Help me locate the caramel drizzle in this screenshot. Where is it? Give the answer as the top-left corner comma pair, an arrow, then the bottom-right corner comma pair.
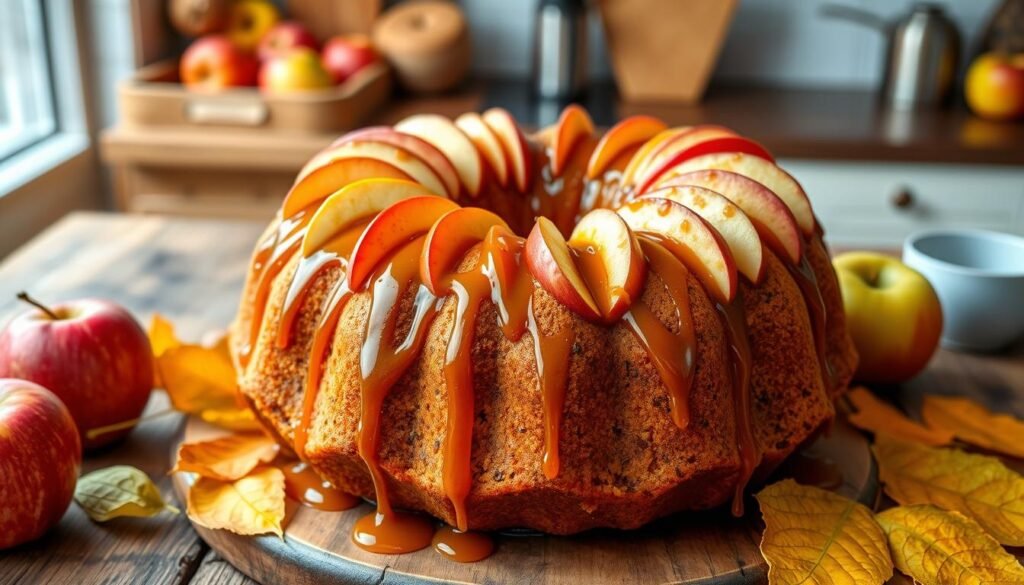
622,237 -> 697,429
278,460 -> 360,511
716,298 -> 758,516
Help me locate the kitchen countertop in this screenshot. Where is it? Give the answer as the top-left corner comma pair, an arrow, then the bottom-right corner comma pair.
102,81 -> 1024,169
0,212 -> 1021,584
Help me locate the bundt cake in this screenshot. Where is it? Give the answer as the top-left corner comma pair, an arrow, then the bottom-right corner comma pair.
230,105 -> 858,549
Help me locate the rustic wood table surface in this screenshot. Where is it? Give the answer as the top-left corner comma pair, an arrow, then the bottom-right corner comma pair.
0,211 -> 1021,585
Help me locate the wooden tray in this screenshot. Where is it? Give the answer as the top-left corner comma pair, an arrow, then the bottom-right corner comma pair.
119,60 -> 392,135
172,416 -> 876,585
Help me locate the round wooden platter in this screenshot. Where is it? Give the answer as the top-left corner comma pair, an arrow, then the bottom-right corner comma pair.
172,417 -> 877,585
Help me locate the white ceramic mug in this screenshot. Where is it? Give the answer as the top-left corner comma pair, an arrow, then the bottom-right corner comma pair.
903,229 -> 1024,352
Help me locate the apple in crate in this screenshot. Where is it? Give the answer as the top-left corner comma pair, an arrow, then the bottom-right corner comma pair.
260,47 -> 335,92
0,378 -> 81,550
321,35 -> 379,84
180,35 -> 258,89
0,293 -> 154,450
226,0 -> 279,51
258,21 -> 319,62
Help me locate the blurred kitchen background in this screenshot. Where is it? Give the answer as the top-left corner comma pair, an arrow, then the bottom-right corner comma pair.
2,0 -> 1023,257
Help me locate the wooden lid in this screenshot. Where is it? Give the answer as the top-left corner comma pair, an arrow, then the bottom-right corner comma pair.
373,0 -> 467,57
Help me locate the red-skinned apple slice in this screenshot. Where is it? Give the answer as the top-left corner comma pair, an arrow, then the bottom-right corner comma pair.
303,178 -> 435,256
642,185 -> 764,282
296,141 -> 447,198
636,136 -> 774,195
347,196 -> 460,291
615,197 -> 738,303
420,207 -> 510,295
619,127 -> 690,186
567,209 -> 646,321
330,127 -> 461,199
283,157 -> 414,218
586,115 -> 667,180
525,216 -> 601,321
455,112 -> 509,188
551,105 -> 595,176
483,108 -> 533,193
395,114 -> 485,198
663,153 -> 815,236
642,125 -> 738,172
656,170 -> 803,264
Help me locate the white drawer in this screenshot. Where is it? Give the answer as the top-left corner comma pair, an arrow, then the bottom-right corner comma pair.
779,160 -> 1024,249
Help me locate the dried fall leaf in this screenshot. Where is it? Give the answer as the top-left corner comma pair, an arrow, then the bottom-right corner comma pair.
148,313 -> 180,358
873,434 -> 1024,546
187,467 -> 285,537
756,479 -> 893,585
158,344 -> 239,414
922,395 -> 1024,459
876,505 -> 1024,585
846,387 -> 953,446
174,433 -> 279,481
75,465 -> 179,522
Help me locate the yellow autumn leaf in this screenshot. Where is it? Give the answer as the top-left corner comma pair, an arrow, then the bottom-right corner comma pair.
187,467 -> 285,537
75,465 -> 179,522
755,479 -> 893,585
846,387 -> 953,446
158,344 -> 239,414
148,313 -> 180,358
922,395 -> 1024,459
199,406 -> 264,432
876,505 -> 1024,585
174,433 -> 279,481
873,434 -> 1024,546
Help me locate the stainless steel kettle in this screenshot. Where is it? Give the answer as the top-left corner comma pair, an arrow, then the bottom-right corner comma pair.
822,3 -> 961,109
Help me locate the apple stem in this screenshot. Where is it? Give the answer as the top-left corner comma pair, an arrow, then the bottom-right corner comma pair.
85,408 -> 176,440
16,291 -> 60,320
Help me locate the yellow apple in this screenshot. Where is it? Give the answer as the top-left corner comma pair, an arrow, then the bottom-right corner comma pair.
259,48 -> 334,93
833,252 -> 943,384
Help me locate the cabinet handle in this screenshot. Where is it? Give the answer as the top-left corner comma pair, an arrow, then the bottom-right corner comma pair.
891,188 -> 914,209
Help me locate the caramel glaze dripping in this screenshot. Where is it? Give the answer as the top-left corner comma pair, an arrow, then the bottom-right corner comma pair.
785,256 -> 835,392
537,139 -> 596,237
432,525 -> 495,563
716,298 -> 758,517
279,460 -> 360,511
622,236 -> 697,430
240,208 -> 312,367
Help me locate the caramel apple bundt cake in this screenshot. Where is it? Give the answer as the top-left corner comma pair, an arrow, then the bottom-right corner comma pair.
230,105 -> 858,546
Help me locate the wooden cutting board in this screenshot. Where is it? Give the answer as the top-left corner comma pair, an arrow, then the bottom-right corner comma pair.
172,415 -> 876,585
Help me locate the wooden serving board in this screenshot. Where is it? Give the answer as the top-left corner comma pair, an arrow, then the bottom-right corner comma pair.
172,415 -> 876,585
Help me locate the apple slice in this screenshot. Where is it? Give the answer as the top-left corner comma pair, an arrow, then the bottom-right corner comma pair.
303,178 -> 435,256
331,127 -> 462,199
551,105 -> 595,176
643,185 -> 764,282
587,115 -> 667,180
636,136 -> 774,196
642,125 -> 738,171
420,207 -> 510,295
395,114 -> 485,198
297,141 -> 447,197
283,157 -> 414,218
615,197 -> 737,303
663,153 -> 815,236
619,126 -> 690,187
483,108 -> 533,193
656,170 -> 803,264
346,196 -> 461,291
455,112 -> 510,188
525,216 -> 601,321
567,209 -> 646,321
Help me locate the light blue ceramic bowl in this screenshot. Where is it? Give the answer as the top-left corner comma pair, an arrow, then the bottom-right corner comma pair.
903,229 -> 1024,352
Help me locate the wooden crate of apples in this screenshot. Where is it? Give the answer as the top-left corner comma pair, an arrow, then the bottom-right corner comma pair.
119,0 -> 391,134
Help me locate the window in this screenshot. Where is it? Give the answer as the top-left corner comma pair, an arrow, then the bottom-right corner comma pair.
0,0 -> 58,162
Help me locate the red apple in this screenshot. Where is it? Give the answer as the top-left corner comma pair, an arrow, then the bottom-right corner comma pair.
0,294 -> 154,450
180,35 -> 258,89
0,378 -> 81,549
321,35 -> 379,84
965,52 -> 1024,121
258,21 -> 319,62
259,47 -> 334,93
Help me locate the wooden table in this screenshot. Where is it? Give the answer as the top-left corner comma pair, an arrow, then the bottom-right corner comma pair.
0,211 -> 1021,585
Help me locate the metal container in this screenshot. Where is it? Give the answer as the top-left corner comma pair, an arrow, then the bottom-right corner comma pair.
532,0 -> 587,100
823,3 -> 961,109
